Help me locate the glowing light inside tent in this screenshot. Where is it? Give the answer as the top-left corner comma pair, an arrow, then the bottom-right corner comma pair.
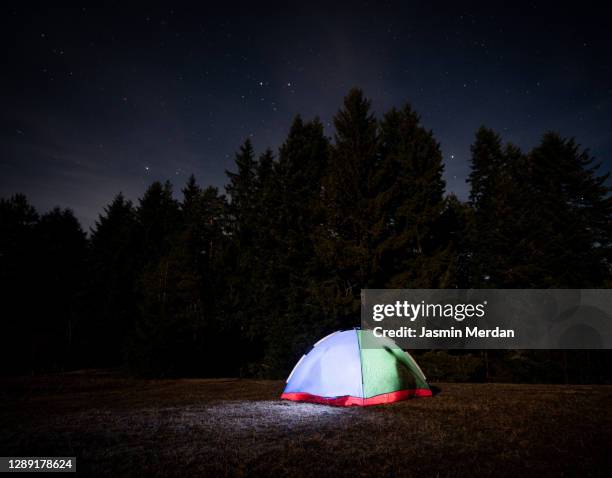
284,330 -> 363,398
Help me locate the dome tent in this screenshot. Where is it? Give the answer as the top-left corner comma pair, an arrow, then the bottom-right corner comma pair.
281,329 -> 432,406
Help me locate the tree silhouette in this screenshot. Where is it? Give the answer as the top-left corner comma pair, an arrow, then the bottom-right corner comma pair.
1,89 -> 611,382
88,193 -> 138,366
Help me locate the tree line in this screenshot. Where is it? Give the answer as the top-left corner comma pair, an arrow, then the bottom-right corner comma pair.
1,88 -> 611,381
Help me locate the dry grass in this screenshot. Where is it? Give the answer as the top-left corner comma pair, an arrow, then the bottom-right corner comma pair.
1,371 -> 611,477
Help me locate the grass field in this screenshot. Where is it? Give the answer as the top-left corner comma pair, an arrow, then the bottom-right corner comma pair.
1,371 -> 611,477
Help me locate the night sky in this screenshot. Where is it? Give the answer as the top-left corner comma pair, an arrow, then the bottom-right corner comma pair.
2,4 -> 611,229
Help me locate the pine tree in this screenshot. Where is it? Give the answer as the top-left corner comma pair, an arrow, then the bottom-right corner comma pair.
276,116 -> 329,254
134,242 -> 204,376
226,139 -> 258,240
181,175 -> 227,273
129,181 -> 182,374
262,116 -> 331,375
525,133 -> 612,286
182,174 -> 202,222
252,148 -> 279,280
88,193 -> 138,366
468,127 -> 505,208
199,185 -> 228,272
488,143 -> 535,286
466,127 -> 518,286
434,194 -> 472,288
317,88 -> 378,328
467,128 -> 612,287
376,103 -> 448,287
34,207 -> 88,371
180,176 -> 230,374
136,180 -> 181,263
180,174 -> 206,273
0,195 -> 39,374
224,139 -> 266,372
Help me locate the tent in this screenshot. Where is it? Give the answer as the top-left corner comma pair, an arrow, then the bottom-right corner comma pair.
281,329 -> 432,406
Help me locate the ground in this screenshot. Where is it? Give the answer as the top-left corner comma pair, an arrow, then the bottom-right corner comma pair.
1,372 -> 611,477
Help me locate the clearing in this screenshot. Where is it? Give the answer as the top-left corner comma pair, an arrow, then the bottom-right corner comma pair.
1,372 -> 611,477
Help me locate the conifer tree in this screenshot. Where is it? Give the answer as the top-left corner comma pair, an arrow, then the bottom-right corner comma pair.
317,88 -> 378,327
376,104 -> 447,287
224,139 -> 266,372
252,148 -> 279,278
136,180 -> 181,263
199,185 -> 228,271
196,185 -> 230,367
437,194 -> 471,288
226,139 -> 258,239
88,193 -> 138,366
466,127 -> 519,286
0,195 -> 39,374
468,127 -> 505,208
133,241 -> 204,376
182,174 -> 202,222
34,207 -> 88,371
263,116 -> 331,375
129,181 -> 182,374
525,133 -> 612,286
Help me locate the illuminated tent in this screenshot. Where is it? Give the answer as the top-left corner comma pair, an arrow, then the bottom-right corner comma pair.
281,329 -> 431,406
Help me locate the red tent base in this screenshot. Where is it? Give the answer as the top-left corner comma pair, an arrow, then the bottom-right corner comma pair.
280,388 -> 432,407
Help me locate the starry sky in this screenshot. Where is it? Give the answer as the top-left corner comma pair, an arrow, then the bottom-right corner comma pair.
2,4 -> 611,229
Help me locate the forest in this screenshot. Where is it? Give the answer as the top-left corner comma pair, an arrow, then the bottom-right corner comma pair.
2,88 -> 611,382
